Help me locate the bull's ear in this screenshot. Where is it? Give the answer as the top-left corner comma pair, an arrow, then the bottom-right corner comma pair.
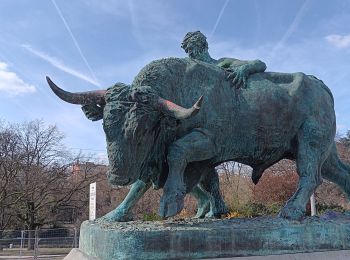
129,86 -> 157,104
81,104 -> 104,121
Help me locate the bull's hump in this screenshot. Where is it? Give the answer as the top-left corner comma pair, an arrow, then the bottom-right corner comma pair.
183,59 -> 229,94
132,57 -> 187,88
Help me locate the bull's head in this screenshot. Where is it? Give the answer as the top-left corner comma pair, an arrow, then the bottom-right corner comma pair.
46,77 -> 203,186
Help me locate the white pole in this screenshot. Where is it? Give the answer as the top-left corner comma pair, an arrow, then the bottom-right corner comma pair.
310,193 -> 316,216
89,182 -> 97,221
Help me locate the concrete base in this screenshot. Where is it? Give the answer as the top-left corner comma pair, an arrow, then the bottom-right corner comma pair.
65,248 -> 350,260
77,212 -> 350,260
64,248 -> 350,260
211,250 -> 350,259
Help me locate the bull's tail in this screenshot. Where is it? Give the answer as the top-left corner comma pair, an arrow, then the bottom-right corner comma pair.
321,142 -> 350,199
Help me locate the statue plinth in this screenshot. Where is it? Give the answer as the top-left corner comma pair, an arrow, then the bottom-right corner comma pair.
67,212 -> 350,260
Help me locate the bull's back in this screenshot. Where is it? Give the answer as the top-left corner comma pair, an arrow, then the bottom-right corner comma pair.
131,58 -> 335,164
229,72 -> 334,164
203,71 -> 334,164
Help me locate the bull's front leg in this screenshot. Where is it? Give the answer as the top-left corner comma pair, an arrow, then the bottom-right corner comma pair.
159,129 -> 216,218
101,180 -> 151,222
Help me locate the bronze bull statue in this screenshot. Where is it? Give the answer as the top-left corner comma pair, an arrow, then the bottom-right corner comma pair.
47,54 -> 350,221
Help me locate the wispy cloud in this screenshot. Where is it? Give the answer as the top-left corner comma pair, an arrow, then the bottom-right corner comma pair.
81,0 -> 181,46
325,34 -> 350,48
0,62 -> 36,95
51,0 -> 100,85
209,0 -> 230,39
22,44 -> 101,87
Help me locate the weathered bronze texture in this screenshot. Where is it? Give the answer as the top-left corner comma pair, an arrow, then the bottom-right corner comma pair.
47,31 -> 348,222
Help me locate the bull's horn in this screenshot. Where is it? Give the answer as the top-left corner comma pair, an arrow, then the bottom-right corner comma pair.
46,76 -> 106,105
158,96 -> 203,119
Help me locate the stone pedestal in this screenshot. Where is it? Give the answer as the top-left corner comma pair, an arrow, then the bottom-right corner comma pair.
74,212 -> 350,260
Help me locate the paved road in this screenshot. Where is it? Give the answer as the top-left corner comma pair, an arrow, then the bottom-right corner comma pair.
207,250 -> 350,260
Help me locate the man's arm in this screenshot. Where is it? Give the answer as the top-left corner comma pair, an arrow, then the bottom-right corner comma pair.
243,59 -> 267,74
218,58 -> 267,88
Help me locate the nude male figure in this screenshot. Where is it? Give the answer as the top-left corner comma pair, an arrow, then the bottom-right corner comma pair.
181,31 -> 267,88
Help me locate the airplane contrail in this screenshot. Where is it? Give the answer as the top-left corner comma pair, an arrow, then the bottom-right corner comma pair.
51,0 -> 101,87
269,0 -> 311,58
210,0 -> 230,39
23,44 -> 100,87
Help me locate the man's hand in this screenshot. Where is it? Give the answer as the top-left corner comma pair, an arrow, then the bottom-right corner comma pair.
81,104 -> 104,121
226,65 -> 249,89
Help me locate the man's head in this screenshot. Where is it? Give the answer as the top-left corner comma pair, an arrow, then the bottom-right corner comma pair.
181,31 -> 208,59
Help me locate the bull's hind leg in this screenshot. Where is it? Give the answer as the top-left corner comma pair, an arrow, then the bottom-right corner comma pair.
199,167 -> 229,217
159,129 -> 216,218
189,165 -> 228,218
321,143 -> 350,199
279,121 -> 332,220
191,186 -> 211,218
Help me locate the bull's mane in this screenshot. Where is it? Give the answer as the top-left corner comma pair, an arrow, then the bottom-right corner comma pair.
104,82 -> 177,186
104,83 -> 160,126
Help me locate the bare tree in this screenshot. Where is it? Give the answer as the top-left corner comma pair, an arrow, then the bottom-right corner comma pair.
0,120 -> 104,248
339,130 -> 350,148
215,161 -> 252,208
0,122 -> 23,230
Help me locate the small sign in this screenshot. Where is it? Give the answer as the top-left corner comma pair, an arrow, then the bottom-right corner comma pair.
310,193 -> 316,216
89,182 -> 96,221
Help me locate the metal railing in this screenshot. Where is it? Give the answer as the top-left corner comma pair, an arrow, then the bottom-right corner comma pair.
0,228 -> 78,259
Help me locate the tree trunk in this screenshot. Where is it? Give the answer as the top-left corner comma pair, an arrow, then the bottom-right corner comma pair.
27,229 -> 35,250
27,202 -> 35,250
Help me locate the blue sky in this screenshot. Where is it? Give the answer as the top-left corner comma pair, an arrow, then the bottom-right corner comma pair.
0,0 -> 350,161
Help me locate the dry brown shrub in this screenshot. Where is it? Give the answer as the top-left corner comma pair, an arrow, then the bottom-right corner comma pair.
252,160 -> 298,205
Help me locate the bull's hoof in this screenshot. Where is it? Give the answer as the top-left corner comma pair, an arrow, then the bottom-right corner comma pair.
278,204 -> 305,221
100,208 -> 133,222
204,210 -> 215,218
159,191 -> 185,218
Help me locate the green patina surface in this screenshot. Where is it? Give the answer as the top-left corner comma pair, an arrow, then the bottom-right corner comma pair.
79,212 -> 350,260
47,31 -> 350,222
48,31 -> 350,258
